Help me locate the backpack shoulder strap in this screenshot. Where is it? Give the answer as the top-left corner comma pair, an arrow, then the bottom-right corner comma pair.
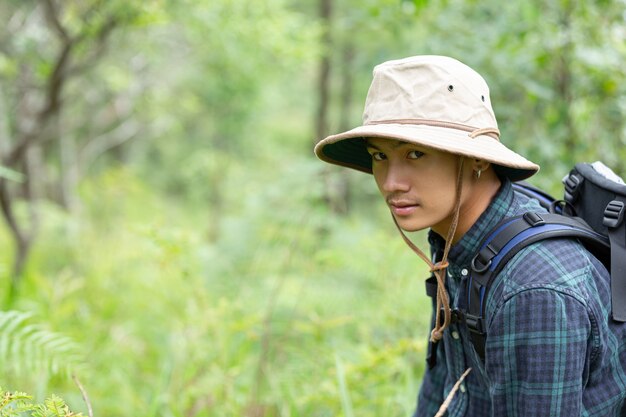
512,181 -> 561,212
465,212 -> 609,360
603,198 -> 626,321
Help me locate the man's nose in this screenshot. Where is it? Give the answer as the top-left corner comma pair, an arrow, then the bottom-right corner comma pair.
381,163 -> 410,194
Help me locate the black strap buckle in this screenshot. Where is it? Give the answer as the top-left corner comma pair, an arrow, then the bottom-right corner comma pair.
523,212 -> 545,227
603,200 -> 625,228
436,308 -> 464,326
465,313 -> 485,335
564,174 -> 582,203
425,276 -> 438,298
471,244 -> 497,274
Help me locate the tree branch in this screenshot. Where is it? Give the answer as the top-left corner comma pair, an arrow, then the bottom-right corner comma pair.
67,16 -> 119,77
79,118 -> 141,170
0,179 -> 24,251
6,3 -> 122,165
72,374 -> 94,417
6,2 -> 75,165
41,0 -> 70,43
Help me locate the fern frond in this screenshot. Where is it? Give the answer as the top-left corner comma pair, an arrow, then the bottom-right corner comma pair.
0,311 -> 82,379
34,394 -> 83,417
0,388 -> 35,417
0,388 -> 83,417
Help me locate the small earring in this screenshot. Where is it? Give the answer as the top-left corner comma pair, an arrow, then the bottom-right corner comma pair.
475,169 -> 482,179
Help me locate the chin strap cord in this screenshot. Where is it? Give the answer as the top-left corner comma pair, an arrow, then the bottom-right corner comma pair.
392,157 -> 465,342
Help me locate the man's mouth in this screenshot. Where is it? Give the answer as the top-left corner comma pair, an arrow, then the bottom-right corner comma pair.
388,200 -> 419,216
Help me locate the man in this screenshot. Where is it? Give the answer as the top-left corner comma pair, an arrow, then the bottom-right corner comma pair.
314,55 -> 626,416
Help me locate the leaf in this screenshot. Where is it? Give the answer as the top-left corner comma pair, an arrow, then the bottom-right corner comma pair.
0,166 -> 24,183
0,311 -> 82,380
0,388 -> 82,417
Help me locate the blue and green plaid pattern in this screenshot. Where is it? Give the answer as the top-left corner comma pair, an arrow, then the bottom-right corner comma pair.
414,180 -> 626,416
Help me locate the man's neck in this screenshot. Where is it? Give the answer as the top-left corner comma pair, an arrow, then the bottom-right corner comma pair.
433,171 -> 502,244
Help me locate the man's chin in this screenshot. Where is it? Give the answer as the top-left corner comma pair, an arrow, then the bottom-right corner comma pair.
394,218 -> 426,233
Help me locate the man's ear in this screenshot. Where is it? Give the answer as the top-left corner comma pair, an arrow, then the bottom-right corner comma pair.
473,159 -> 491,172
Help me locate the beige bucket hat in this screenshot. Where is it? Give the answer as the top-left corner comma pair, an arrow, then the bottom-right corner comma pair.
314,55 -> 539,181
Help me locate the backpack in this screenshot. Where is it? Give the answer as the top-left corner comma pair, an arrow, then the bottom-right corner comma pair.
425,162 -> 626,365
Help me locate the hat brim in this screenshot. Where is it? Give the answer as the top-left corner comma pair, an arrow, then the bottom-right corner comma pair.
314,123 -> 539,182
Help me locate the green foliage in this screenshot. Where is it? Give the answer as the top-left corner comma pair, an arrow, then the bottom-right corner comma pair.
0,311 -> 82,381
1,0 -> 626,416
0,161 -> 431,416
0,389 -> 32,417
384,0 -> 626,191
0,166 -> 23,183
0,388 -> 82,417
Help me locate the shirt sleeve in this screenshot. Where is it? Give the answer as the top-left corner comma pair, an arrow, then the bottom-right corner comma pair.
485,287 -> 593,416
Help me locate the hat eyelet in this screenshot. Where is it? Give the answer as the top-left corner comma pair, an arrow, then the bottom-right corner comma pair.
447,85 -> 454,92
481,95 -> 485,102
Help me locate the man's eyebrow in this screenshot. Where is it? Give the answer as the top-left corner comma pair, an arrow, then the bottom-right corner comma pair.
391,141 -> 411,149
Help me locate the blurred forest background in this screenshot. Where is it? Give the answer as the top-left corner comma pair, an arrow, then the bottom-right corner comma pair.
1,0 -> 626,416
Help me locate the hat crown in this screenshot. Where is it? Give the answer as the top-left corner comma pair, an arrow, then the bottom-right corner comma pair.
363,55 -> 498,130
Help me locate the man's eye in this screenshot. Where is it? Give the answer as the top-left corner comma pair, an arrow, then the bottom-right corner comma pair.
371,152 -> 386,161
407,150 -> 424,159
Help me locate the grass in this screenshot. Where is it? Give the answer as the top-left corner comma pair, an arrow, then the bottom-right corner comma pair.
0,164 -> 433,417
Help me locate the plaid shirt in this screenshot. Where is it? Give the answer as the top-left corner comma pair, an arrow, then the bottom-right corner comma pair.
414,179 -> 626,417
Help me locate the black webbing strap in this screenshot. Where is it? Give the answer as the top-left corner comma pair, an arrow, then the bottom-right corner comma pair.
425,276 -> 438,298
425,246 -> 443,370
425,277 -> 465,368
604,197 -> 626,322
425,276 -> 439,369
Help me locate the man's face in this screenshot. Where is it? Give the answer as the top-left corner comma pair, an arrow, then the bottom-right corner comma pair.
366,138 -> 462,235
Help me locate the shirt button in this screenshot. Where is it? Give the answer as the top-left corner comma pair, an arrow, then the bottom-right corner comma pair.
452,331 -> 460,340
461,268 -> 469,277
460,384 -> 467,393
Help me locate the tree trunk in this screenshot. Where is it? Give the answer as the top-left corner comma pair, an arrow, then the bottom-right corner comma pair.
314,0 -> 332,148
0,175 -> 35,305
555,0 -> 576,159
330,41 -> 356,215
315,0 -> 353,215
